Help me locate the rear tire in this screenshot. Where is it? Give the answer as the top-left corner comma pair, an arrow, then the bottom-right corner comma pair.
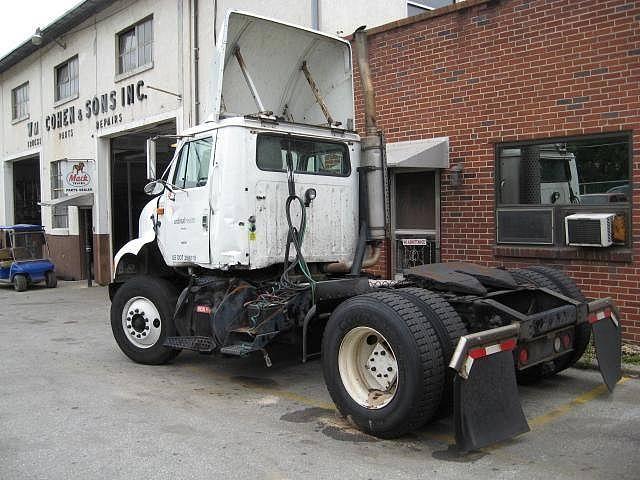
14,274 -> 28,292
45,271 -> 57,288
110,275 -> 181,365
322,291 -> 445,438
397,287 -> 467,416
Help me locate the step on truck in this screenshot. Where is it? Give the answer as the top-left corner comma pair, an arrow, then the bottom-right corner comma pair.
109,11 -> 622,451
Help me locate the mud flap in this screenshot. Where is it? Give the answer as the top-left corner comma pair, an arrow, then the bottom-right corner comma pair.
589,305 -> 622,392
453,350 -> 530,452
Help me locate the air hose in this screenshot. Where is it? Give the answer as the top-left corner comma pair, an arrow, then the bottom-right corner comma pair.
280,138 -> 316,301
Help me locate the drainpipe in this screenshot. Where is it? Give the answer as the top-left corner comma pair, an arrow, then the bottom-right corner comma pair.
192,0 -> 200,124
311,0 -> 319,30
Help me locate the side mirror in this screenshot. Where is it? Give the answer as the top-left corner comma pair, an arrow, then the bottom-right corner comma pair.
146,138 -> 157,180
144,180 -> 165,196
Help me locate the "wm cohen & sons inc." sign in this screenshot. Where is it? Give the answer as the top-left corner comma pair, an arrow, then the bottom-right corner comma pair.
37,80 -> 147,139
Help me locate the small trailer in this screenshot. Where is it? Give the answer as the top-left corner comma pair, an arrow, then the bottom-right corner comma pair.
0,224 -> 57,292
109,12 -> 621,451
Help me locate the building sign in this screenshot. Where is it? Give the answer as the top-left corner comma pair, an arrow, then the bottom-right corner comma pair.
27,120 -> 41,148
62,160 -> 94,194
43,80 -> 148,137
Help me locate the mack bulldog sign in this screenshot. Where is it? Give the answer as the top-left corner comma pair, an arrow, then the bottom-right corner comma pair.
62,160 -> 94,194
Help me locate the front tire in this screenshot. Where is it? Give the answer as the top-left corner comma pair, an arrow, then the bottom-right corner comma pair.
322,291 -> 444,439
14,274 -> 28,292
110,276 -> 181,365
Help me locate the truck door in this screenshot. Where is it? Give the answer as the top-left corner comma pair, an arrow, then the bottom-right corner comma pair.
160,135 -> 215,265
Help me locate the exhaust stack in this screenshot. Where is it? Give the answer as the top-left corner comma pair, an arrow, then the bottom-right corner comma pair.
354,27 -> 386,241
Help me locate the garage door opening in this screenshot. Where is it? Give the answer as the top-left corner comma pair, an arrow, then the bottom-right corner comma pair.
13,156 -> 41,225
110,121 -> 175,254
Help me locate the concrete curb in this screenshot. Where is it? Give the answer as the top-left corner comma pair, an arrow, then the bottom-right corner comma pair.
574,358 -> 640,377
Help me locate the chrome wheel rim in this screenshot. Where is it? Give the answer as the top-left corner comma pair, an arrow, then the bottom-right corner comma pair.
338,326 -> 399,409
121,296 -> 162,349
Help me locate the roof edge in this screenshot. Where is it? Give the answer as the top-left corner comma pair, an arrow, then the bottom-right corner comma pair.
363,0 -> 494,38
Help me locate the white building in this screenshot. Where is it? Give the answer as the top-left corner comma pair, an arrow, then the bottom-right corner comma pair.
0,0 -> 447,283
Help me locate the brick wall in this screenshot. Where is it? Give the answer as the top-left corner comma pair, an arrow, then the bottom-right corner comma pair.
357,0 -> 640,343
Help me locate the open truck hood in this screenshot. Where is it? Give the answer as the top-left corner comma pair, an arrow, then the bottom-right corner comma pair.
211,11 -> 354,128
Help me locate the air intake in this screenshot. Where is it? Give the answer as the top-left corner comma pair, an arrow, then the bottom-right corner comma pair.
565,213 -> 614,247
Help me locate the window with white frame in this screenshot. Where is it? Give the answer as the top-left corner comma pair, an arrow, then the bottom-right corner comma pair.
117,17 -> 153,75
50,161 -> 69,229
11,82 -> 29,121
55,56 -> 79,102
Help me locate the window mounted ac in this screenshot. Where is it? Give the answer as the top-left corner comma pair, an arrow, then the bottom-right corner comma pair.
565,213 -> 614,247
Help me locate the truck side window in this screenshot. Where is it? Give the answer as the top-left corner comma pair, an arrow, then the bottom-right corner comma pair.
172,137 -> 213,188
256,134 -> 350,176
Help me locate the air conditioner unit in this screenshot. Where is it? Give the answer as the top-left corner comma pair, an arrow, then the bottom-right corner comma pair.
565,213 -> 614,247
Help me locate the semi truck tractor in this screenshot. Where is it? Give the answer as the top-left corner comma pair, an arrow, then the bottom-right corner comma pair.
109,11 -> 622,451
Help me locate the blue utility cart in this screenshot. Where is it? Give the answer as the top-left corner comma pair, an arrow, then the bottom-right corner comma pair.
0,225 -> 57,292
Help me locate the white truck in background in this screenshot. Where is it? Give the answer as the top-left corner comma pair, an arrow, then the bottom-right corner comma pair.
109,11 -> 622,452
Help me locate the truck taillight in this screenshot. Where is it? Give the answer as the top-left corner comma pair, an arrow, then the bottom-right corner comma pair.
561,333 -> 572,349
518,347 -> 528,364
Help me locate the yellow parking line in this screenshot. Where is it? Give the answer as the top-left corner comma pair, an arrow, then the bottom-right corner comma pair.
528,376 -> 631,430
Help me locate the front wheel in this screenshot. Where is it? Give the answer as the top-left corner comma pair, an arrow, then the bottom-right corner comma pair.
110,276 -> 181,365
14,274 -> 28,292
322,291 -> 444,439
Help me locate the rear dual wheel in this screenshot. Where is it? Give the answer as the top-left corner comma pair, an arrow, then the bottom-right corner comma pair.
322,290 -> 457,438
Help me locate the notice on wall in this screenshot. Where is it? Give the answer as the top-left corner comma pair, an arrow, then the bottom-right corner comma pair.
401,238 -> 427,246
62,160 -> 94,194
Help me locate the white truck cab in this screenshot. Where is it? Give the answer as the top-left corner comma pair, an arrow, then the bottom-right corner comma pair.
140,118 -> 359,272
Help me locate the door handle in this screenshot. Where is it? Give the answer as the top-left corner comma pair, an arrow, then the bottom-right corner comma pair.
202,215 -> 208,231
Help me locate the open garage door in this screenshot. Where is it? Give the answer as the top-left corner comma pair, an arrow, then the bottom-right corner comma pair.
110,121 -> 176,254
13,155 -> 41,225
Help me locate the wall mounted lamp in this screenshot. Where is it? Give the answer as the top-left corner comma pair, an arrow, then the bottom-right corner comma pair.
450,163 -> 464,187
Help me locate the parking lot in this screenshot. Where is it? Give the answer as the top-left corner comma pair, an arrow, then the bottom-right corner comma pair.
1,281 -> 639,479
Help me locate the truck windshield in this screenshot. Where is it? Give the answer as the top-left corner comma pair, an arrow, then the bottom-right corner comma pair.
10,232 -> 48,261
540,158 -> 570,183
256,134 -> 350,176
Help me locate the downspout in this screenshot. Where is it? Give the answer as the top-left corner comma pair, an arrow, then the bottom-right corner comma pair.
192,0 -> 200,124
311,0 -> 319,30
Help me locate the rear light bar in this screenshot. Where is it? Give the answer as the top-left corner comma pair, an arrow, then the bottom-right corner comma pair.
588,308 -> 618,327
450,324 -> 520,379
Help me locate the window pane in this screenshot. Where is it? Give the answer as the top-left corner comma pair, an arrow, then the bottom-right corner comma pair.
50,161 -> 69,228
256,135 -> 350,176
183,138 -> 213,188
395,171 -> 436,230
173,144 -> 190,188
498,138 -> 630,206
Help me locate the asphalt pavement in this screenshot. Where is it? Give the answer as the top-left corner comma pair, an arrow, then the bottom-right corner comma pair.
1,281 -> 638,479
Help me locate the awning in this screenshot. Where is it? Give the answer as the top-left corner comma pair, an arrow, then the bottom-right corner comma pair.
39,193 -> 93,207
385,137 -> 449,169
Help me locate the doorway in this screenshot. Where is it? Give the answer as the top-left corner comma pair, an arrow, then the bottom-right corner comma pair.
392,170 -> 438,276
110,121 -> 176,254
13,156 -> 41,225
79,207 -> 93,282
